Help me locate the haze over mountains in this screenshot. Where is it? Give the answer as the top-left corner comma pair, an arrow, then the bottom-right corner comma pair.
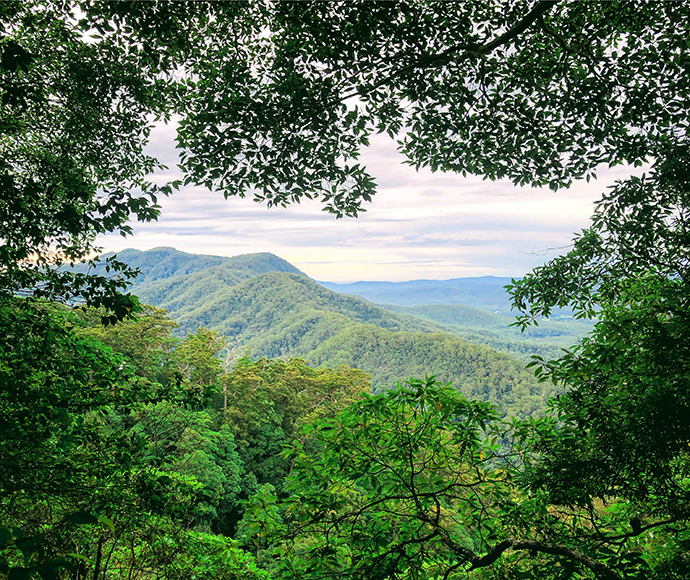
320,277 -> 516,314
90,247 -> 594,417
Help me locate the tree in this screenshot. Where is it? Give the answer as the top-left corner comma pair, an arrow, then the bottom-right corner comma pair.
221,357 -> 370,530
175,327 -> 227,391
1,1 -> 164,312
0,298 -> 268,580
0,1 -> 258,312
178,0 -> 689,212
500,52 -> 690,564
0,299 -> 176,580
4,1 -> 690,576
505,137 -> 690,564
4,1 -> 689,302
76,304 -> 179,384
130,401 -> 246,532
0,301 -> 141,501
245,378 -> 669,580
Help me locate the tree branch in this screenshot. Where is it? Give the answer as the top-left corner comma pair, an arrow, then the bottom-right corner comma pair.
336,0 -> 560,103
469,539 -> 622,580
479,0 -> 560,55
415,509 -> 622,580
591,516 -> 679,545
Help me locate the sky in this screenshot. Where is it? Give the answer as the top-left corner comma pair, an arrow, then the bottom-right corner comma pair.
97,121 -> 637,283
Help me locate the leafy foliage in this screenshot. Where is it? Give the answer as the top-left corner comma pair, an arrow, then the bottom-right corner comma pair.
178,1 -> 690,211
0,2 -> 173,311
222,358 -> 371,495
130,401 -> 245,531
7,1 -> 688,306
0,294 -> 378,579
516,275 -> 690,520
175,327 -> 227,390
0,298 -> 188,580
498,37 -> 690,578
75,304 -> 179,384
0,298 -> 141,500
4,1 -> 690,577
246,378 -> 678,580
271,378 -> 503,580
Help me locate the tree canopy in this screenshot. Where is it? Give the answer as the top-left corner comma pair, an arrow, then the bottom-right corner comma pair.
180,0 -> 689,206
2,1 -> 690,579
2,0 -> 689,306
244,379 -> 687,580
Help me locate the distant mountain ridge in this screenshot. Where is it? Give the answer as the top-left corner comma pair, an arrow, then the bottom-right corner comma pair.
140,270 -> 445,339
89,247 -> 558,418
99,247 -> 307,287
319,276 -> 516,314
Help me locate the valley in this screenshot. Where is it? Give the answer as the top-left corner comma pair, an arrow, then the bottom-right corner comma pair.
92,247 -> 594,418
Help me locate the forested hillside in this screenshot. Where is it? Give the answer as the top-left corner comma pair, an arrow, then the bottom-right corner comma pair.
101,248 -> 558,418
120,247 -> 587,360
5,2 -> 689,578
78,247 -> 590,365
135,267 -> 440,336
382,303 -> 594,361
307,326 -> 551,417
79,247 -> 307,287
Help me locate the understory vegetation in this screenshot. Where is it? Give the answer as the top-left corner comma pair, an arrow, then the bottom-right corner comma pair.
2,1 -> 690,578
2,299 -> 688,580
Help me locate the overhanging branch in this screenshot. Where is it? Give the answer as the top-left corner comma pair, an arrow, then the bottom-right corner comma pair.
469,538 -> 622,580
417,510 -> 622,580
336,0 -> 560,103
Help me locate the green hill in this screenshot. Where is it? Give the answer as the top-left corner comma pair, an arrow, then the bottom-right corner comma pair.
88,247 -> 306,288
146,271 -> 446,344
90,248 -> 561,417
305,325 -> 555,418
379,303 -> 594,362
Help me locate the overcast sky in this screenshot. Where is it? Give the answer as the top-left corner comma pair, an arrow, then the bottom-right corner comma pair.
97,121 -> 637,283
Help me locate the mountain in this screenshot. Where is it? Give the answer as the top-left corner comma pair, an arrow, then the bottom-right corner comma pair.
320,276 -> 579,321
319,276 -> 515,313
140,270 -> 445,340
78,247 -> 306,288
91,248 -> 560,417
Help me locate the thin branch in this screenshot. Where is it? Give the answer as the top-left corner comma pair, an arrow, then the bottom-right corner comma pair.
469,539 -> 622,580
336,0 -> 560,103
591,516 -> 679,544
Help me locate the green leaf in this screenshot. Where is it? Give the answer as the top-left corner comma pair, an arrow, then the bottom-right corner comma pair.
97,516 -> 115,534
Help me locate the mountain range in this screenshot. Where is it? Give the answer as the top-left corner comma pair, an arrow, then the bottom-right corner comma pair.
320,277 -> 515,313
88,247 -> 592,418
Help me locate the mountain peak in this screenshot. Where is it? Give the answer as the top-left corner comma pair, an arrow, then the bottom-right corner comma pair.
96,247 -> 308,285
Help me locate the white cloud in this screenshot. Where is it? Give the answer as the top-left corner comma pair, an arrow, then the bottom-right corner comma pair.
98,125 -> 640,282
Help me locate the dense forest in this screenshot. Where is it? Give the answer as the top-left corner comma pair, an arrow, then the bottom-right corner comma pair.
96,248 -> 560,418
2,1 -> 690,579
1,301 -> 370,579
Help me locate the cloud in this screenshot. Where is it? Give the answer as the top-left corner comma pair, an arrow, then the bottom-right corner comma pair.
97,122 -> 640,282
